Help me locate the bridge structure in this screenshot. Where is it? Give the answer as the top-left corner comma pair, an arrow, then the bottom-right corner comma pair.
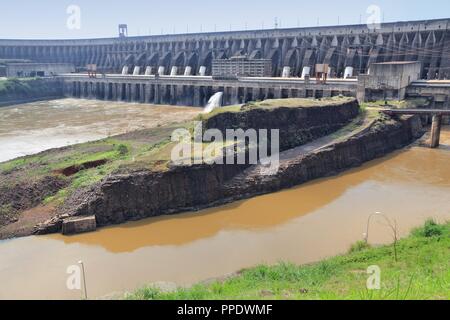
1,18 -> 449,79
382,108 -> 450,148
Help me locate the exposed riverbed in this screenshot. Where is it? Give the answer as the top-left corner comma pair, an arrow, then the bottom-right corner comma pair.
0,128 -> 449,300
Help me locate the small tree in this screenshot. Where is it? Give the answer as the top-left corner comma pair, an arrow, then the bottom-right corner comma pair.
365,212 -> 399,262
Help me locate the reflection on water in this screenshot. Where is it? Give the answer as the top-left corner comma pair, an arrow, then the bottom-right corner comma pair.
0,99 -> 200,162
0,129 -> 449,299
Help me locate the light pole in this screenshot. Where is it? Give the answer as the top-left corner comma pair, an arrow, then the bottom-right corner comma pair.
78,260 -> 88,300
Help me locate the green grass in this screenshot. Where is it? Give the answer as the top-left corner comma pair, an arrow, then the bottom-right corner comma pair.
0,128 -> 176,208
360,98 -> 430,110
198,96 -> 356,121
0,78 -> 57,98
128,220 -> 450,300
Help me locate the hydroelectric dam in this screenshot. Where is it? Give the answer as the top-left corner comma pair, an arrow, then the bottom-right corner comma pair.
1,18 -> 450,107
1,18 -> 449,79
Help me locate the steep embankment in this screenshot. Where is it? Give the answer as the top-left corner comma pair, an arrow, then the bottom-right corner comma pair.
34,98 -> 423,235
0,78 -> 63,106
34,98 -> 359,231
0,97 -> 424,237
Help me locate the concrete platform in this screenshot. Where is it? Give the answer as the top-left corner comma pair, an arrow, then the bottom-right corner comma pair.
62,216 -> 96,235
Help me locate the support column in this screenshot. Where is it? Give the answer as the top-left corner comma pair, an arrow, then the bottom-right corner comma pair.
154,84 -> 160,104
104,83 -> 110,100
274,87 -> 282,99
170,85 -> 177,105
111,83 -> 117,101
117,83 -> 123,101
231,87 -> 239,104
430,114 -> 442,148
88,82 -> 93,99
140,84 -> 145,103
126,84 -> 131,102
193,87 -> 201,107
130,84 -> 137,102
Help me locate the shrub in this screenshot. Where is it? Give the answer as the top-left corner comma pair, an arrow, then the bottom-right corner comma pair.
349,240 -> 371,254
422,219 -> 444,238
116,144 -> 129,156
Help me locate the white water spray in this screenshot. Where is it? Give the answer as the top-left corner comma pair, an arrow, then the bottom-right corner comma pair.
203,92 -> 223,113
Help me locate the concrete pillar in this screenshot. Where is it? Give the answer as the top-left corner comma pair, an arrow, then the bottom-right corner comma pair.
117,83 -> 123,101
430,114 -> 442,148
184,66 -> 192,76
145,84 -> 152,103
88,82 -> 93,99
274,87 -> 282,99
193,87 -> 201,106
301,67 -> 311,79
231,87 -> 239,104
131,84 -> 137,102
170,85 -> 177,104
74,82 -> 80,98
112,83 -> 117,100
259,88 -> 266,101
199,66 -> 207,76
170,66 -> 178,76
140,84 -> 145,103
126,84 -> 131,102
154,85 -> 160,104
282,67 -> 291,78
104,83 -> 110,100
144,66 -> 152,75
243,87 -> 249,102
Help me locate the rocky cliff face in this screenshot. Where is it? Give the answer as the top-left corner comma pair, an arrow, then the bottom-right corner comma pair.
202,100 -> 360,151
222,115 -> 423,199
35,103 -> 423,235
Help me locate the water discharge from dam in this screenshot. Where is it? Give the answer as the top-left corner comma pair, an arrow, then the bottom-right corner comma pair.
203,92 -> 224,113
0,128 -> 449,299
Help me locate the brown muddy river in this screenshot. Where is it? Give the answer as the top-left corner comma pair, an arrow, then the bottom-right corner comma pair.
0,99 -> 200,163
0,100 -> 449,299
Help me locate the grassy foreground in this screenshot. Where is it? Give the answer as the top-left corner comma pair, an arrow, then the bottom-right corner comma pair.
129,220 -> 449,300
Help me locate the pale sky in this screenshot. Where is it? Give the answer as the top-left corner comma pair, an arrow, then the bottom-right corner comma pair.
0,0 -> 449,39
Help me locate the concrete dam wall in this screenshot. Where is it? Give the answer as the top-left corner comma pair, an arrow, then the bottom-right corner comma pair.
1,18 -> 449,79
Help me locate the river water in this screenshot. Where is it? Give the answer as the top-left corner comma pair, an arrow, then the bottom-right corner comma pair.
0,99 -> 200,163
0,100 -> 449,299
